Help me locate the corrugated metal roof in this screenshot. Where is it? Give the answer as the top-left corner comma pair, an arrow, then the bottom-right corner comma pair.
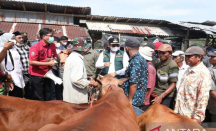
65,26 -> 89,40
14,23 -> 39,41
86,21 -> 184,37
0,1 -> 91,15
0,22 -> 13,32
174,22 -> 216,35
41,24 -> 63,38
86,15 -> 170,25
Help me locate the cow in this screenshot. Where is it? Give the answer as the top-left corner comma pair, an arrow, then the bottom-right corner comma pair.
137,104 -> 205,131
39,75 -> 140,131
0,95 -> 92,131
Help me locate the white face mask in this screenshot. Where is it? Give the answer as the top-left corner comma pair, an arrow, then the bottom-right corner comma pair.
110,47 -> 120,52
55,43 -> 61,48
62,42 -> 67,46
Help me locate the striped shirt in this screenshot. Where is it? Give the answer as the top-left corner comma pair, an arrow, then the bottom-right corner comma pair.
152,57 -> 179,97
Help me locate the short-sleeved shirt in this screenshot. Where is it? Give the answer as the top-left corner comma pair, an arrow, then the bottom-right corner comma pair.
208,67 -> 216,115
122,52 -> 148,107
152,57 -> 179,97
28,40 -> 57,77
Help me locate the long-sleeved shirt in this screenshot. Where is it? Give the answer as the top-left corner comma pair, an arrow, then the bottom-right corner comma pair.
174,62 -> 212,122
63,51 -> 90,104
95,51 -> 129,75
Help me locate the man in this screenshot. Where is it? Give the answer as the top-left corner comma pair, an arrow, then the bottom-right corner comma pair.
172,50 -> 189,91
28,28 -> 57,101
139,46 -> 156,111
12,31 -> 31,99
63,37 -> 94,103
96,37 -> 129,78
21,32 -> 31,49
83,38 -> 99,79
122,38 -> 148,116
174,46 -> 212,123
0,40 -> 14,94
59,36 -> 68,50
202,46 -> 213,68
1,32 -> 26,98
152,42 -> 163,67
50,36 -> 62,100
152,44 -> 179,109
207,50 -> 216,122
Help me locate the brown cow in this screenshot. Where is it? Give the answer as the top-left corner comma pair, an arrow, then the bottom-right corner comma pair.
137,104 -> 204,131
0,95 -> 91,131
39,75 -> 140,131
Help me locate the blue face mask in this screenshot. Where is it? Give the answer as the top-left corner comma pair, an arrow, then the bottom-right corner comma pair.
48,37 -> 54,43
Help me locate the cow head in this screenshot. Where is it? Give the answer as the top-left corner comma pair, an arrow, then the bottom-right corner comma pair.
94,74 -> 128,99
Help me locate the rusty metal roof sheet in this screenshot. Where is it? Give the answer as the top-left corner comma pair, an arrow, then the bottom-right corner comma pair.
86,15 -> 170,26
14,23 -> 39,40
0,1 -> 91,15
86,21 -> 184,37
0,21 -> 13,32
65,26 -> 89,40
41,24 -> 63,38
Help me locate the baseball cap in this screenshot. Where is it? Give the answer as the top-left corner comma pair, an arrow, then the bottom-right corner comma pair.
172,50 -> 185,56
108,37 -> 120,44
206,46 -> 214,51
207,49 -> 216,57
157,44 -> 172,52
154,42 -> 163,50
125,38 -> 140,48
185,46 -> 204,55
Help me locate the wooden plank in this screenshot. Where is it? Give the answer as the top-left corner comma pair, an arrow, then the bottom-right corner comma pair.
126,19 -> 130,23
22,5 -> 26,11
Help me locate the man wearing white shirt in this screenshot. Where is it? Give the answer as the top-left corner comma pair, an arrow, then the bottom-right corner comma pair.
172,50 -> 189,91
1,32 -> 25,98
95,37 -> 129,78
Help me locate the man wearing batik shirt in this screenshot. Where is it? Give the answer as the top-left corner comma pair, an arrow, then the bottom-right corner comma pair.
174,46 -> 212,123
122,38 -> 148,116
152,44 -> 179,109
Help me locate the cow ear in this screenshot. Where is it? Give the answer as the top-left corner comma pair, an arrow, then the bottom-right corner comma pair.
118,78 -> 128,86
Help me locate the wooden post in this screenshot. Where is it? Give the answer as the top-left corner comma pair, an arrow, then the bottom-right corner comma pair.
205,34 -> 210,46
184,29 -> 190,51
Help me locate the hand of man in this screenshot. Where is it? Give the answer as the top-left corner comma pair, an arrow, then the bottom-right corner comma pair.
89,77 -> 98,87
5,73 -> 13,83
4,41 -> 14,50
152,95 -> 163,104
104,62 -> 111,67
5,82 -> 14,91
192,119 -> 201,124
109,72 -> 117,77
48,61 -> 57,66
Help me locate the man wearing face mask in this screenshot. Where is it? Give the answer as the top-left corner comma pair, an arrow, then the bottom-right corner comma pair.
59,36 -> 68,50
96,37 -> 129,78
0,32 -> 25,98
28,28 -> 57,101
12,31 -> 31,98
63,37 -> 96,103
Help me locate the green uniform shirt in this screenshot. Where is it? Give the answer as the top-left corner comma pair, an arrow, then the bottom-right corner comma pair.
83,48 -> 99,79
152,57 -> 179,97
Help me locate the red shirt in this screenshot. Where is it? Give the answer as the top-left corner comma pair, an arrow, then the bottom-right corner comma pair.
144,62 -> 156,105
28,40 -> 57,77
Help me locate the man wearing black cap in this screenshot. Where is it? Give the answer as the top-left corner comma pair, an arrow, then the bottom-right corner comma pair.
96,37 -> 129,78
122,38 -> 148,116
206,50 -> 216,122
174,46 -> 212,123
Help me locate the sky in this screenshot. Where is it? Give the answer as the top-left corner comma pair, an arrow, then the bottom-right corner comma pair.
15,0 -> 215,22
